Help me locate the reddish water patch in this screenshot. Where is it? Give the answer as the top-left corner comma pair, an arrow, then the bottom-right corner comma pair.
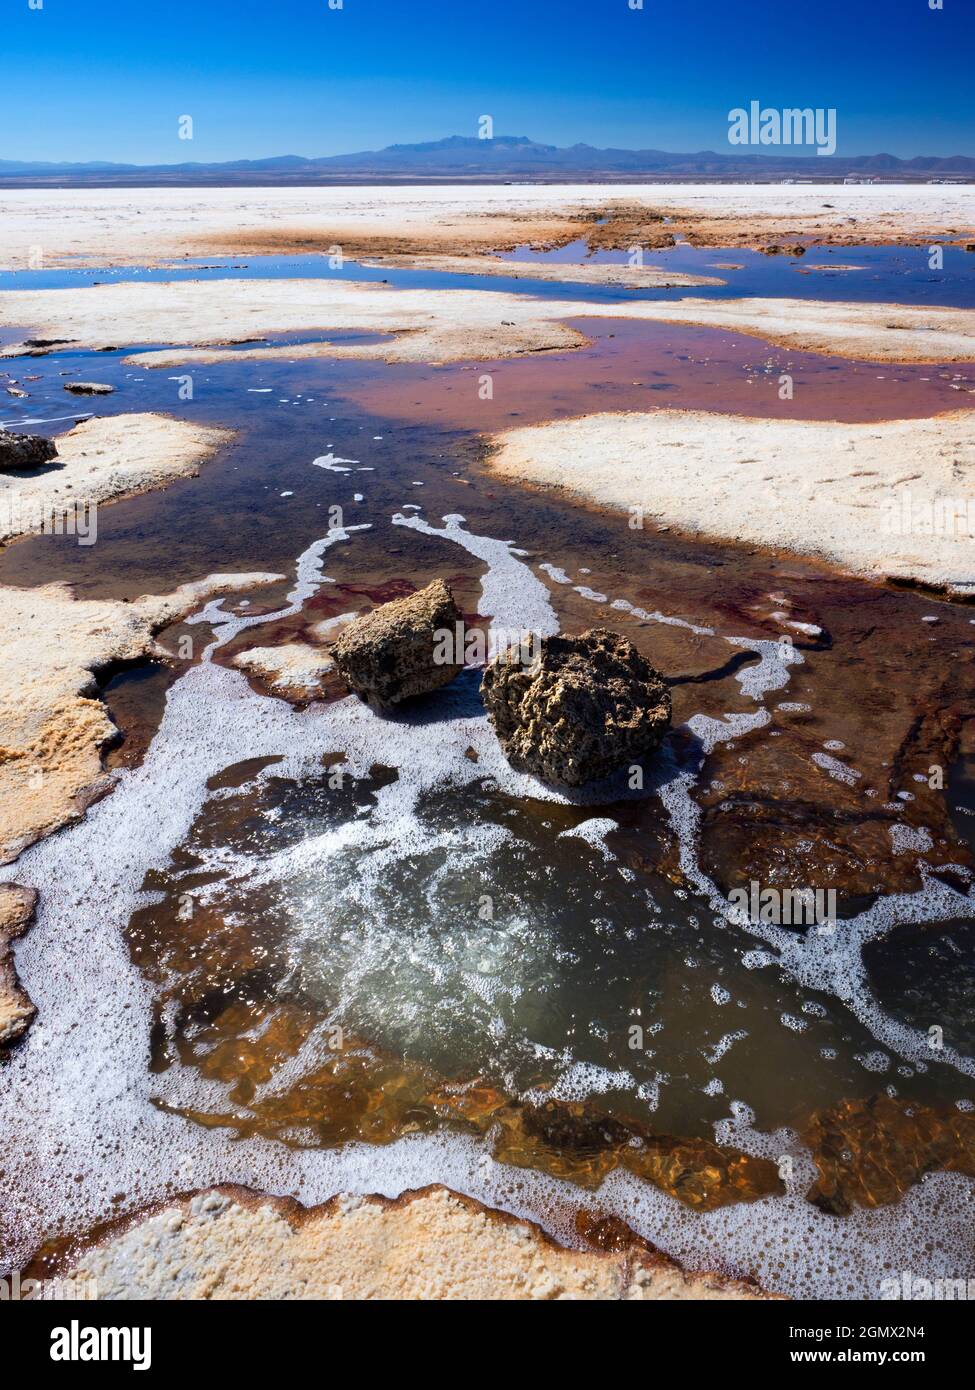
345,318 -> 975,431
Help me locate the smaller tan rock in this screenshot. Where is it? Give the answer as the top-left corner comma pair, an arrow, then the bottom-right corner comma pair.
0,884 -> 38,1046
331,579 -> 464,709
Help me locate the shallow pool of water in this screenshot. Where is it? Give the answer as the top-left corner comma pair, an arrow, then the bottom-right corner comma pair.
2,241 -> 974,308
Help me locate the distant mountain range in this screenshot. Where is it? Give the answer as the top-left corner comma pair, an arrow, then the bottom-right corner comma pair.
1,135 -> 973,185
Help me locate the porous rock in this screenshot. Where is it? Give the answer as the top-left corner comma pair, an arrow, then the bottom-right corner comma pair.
481,627 -> 671,787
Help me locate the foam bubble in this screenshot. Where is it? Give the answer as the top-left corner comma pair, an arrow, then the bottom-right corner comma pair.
812,750 -> 861,785
557,817 -> 618,859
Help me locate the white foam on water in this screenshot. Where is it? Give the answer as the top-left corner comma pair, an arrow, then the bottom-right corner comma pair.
812,750 -> 861,785
311,452 -> 357,473
536,1061 -> 635,1103
687,709 -> 770,754
392,511 -> 559,639
726,635 -> 803,701
658,749 -> 975,1081
189,524 -> 370,653
539,562 -> 572,585
890,824 -> 934,855
609,595 -> 714,637
557,817 -> 619,859
781,1013 -> 808,1034
705,1030 -> 748,1063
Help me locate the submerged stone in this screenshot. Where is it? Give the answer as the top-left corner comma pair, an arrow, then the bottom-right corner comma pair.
63,381 -> 115,395
331,578 -> 464,709
0,428 -> 58,471
481,627 -> 671,787
803,1094 -> 975,1216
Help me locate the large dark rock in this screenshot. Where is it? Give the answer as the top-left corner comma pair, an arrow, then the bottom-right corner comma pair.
0,428 -> 57,472
481,627 -> 671,787
331,578 -> 464,708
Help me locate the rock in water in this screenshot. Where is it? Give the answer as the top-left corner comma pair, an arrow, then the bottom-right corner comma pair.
481,627 -> 671,786
0,428 -> 58,471
63,381 -> 114,395
332,578 -> 464,708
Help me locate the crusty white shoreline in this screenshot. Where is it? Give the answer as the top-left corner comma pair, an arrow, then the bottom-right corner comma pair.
489,408 -> 975,590
56,1185 -> 774,1301
0,183 -> 972,270
3,277 -> 975,364
0,412 -> 232,545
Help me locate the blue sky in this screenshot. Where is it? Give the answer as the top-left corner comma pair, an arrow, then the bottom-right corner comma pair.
4,0 -> 973,163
